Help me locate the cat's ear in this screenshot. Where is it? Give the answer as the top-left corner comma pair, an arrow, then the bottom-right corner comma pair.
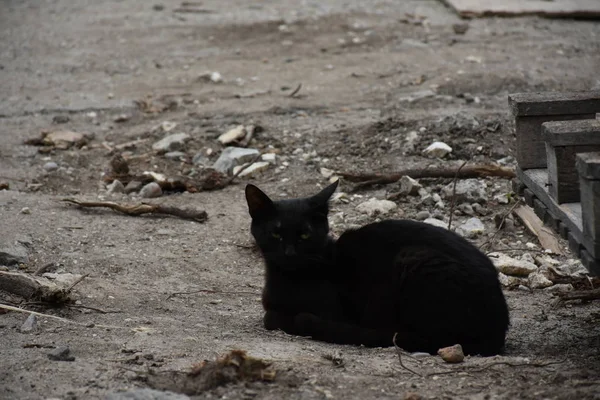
309,179 -> 339,216
245,184 -> 275,219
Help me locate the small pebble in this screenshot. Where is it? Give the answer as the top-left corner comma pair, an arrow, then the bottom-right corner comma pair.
20,207 -> 31,215
48,346 -> 75,361
107,179 -> 125,194
438,344 -> 464,363
20,314 -> 38,333
43,162 -> 58,172
140,182 -> 163,198
415,211 -> 431,221
125,180 -> 143,194
52,115 -> 70,124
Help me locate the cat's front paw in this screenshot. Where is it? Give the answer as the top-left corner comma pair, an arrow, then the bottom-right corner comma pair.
264,310 -> 295,332
293,312 -> 322,337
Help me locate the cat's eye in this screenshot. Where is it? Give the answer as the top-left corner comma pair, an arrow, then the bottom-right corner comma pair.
271,233 -> 281,239
300,233 -> 310,240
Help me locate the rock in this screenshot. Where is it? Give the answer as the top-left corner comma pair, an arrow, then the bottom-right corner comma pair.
453,22 -> 469,34
553,260 -> 588,278
212,147 -> 260,174
232,161 -> 270,177
20,207 -> 31,215
125,180 -> 143,194
261,153 -> 277,163
44,130 -> 86,149
415,211 -> 431,221
528,272 -> 554,289
438,344 -> 464,363
458,203 -> 475,216
107,179 -> 125,194
160,121 -> 177,132
443,179 -> 487,203
140,182 -> 163,198
43,162 -> 58,172
192,152 -> 210,167
498,272 -> 524,288
399,176 -> 422,196
422,141 -> 452,158
105,388 -> 190,400
20,314 -> 38,333
218,125 -> 246,145
423,218 -> 448,229
0,241 -> 29,266
199,71 -> 223,83
521,253 -> 536,265
164,151 -> 186,160
42,273 -> 85,287
489,253 -> 538,277
398,89 -> 435,103
356,198 -> 397,217
494,193 -> 510,204
48,346 -> 75,362
52,115 -> 70,124
544,284 -> 574,293
456,217 -> 485,238
152,133 -> 190,153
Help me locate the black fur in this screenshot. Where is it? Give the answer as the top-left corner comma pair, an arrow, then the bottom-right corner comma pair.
245,183 -> 509,356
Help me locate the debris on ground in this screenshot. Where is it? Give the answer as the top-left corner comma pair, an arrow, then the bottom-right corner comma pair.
48,346 -> 75,362
148,350 -> 275,395
24,129 -> 89,152
356,198 -> 398,217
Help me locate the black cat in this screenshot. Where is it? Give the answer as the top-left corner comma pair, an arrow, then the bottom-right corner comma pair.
245,182 -> 509,356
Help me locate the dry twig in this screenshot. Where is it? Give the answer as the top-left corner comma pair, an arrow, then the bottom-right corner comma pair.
555,288 -> 600,303
447,161 -> 468,231
165,288 -> 259,301
62,199 -> 208,223
392,333 -> 423,377
289,83 -> 302,98
480,199 -> 523,252
427,358 -> 567,377
226,153 -> 263,185
340,164 -> 516,190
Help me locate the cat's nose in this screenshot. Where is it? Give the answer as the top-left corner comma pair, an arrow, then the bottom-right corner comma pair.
284,245 -> 296,256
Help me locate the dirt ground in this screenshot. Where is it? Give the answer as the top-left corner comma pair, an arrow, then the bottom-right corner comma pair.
2,1 -> 600,399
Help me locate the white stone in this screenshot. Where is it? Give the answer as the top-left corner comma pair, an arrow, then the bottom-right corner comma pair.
489,253 -> 538,277
498,272 -> 524,288
456,217 -> 485,238
152,133 -> 190,153
218,125 -> 246,145
422,141 -> 452,158
261,153 -> 277,163
107,179 -> 125,194
140,182 -> 163,198
356,198 -> 397,217
423,218 -> 448,229
399,176 -> 422,196
528,272 -> 553,289
320,167 -> 334,179
212,147 -> 260,174
494,193 -> 510,204
553,259 -> 589,278
443,179 -> 487,203
160,121 -> 177,132
544,283 -> 574,293
232,161 -> 270,177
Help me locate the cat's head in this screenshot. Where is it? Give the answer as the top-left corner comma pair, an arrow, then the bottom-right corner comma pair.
245,181 -> 338,271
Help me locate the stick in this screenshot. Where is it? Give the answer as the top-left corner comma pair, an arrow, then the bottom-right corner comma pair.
62,199 -> 208,223
392,333 -> 423,377
556,288 -> 600,302
339,164 -> 516,190
226,153 -> 263,185
480,199 -> 522,252
447,161 -> 468,231
165,288 -> 259,301
512,205 -> 563,255
427,358 -> 567,377
0,303 -> 128,330
289,83 -> 302,98
66,273 -> 89,292
34,262 -> 56,276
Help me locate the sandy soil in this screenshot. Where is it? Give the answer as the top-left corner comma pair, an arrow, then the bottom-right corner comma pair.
1,1 -> 600,399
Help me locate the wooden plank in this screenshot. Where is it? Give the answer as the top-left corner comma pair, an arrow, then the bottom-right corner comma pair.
558,221 -> 569,240
578,177 -> 600,259
443,0 -> 600,19
513,205 -> 563,255
509,91 -> 600,117
581,249 -> 600,276
545,143 -> 600,203
541,119 -> 600,146
523,188 -> 535,207
515,114 -> 596,169
568,231 -> 581,257
576,152 -> 600,179
517,168 -> 583,239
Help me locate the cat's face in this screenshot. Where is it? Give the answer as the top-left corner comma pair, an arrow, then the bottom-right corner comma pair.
245,181 -> 338,271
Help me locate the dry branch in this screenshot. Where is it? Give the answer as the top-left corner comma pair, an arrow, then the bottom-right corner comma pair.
556,288 -> 600,302
513,205 -> 563,255
339,164 -> 516,190
62,199 -> 208,222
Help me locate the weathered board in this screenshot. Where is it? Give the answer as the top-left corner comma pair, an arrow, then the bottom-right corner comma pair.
509,91 -> 600,117
577,152 -> 600,259
542,120 -> 600,203
442,0 -> 600,19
